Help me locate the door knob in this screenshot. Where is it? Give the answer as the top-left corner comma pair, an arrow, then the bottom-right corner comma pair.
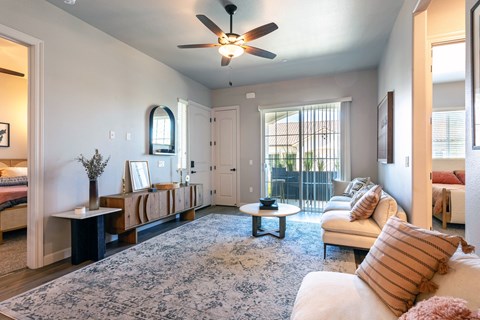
230,168 -> 236,171
191,170 -> 197,174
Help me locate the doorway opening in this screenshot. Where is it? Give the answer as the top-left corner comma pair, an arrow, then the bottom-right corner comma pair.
0,36 -> 29,275
431,40 -> 466,237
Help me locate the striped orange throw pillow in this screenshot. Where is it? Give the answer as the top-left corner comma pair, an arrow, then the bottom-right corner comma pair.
349,185 -> 382,221
355,216 -> 474,316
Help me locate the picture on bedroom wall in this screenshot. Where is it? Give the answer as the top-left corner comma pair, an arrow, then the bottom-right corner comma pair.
471,0 -> 480,149
0,122 -> 10,147
377,91 -> 393,163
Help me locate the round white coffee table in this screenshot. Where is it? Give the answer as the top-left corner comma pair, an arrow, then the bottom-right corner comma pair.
239,203 -> 301,239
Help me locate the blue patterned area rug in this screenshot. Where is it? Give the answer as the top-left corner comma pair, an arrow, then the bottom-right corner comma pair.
0,214 -> 355,320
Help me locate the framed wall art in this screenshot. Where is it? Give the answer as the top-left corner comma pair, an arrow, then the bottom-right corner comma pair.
129,160 -> 151,192
0,122 -> 10,147
377,91 -> 394,163
471,0 -> 480,148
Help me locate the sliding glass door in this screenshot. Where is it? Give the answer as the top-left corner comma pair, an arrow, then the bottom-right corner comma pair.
262,102 -> 343,211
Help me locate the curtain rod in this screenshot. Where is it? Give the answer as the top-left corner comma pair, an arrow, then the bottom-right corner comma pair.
258,96 -> 352,111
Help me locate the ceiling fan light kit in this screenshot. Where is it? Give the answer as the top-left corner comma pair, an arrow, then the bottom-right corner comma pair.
218,44 -> 244,58
178,3 -> 278,67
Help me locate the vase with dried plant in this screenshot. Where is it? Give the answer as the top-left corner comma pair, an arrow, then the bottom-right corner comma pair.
76,149 -> 110,210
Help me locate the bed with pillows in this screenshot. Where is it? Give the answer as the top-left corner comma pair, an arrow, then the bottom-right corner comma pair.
0,159 -> 28,244
432,170 -> 465,229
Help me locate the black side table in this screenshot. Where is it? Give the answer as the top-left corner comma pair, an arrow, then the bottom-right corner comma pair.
53,207 -> 121,265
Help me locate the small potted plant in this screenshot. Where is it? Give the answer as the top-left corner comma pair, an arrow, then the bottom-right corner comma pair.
76,149 -> 110,210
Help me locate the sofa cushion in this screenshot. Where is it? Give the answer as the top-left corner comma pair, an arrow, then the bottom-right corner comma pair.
350,185 -> 382,221
329,195 -> 352,202
321,210 -> 382,238
355,217 -> 470,317
350,184 -> 372,206
347,177 -> 370,197
371,192 -> 398,229
291,271 -> 397,320
417,251 -> 480,310
323,201 -> 351,212
332,179 -> 352,196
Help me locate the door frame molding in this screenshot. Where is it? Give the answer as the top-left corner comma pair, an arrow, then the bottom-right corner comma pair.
0,24 -> 45,268
213,106 -> 240,206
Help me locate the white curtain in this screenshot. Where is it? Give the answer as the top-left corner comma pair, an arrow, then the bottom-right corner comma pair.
340,101 -> 351,181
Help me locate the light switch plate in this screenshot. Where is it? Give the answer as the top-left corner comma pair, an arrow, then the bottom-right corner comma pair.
109,130 -> 115,139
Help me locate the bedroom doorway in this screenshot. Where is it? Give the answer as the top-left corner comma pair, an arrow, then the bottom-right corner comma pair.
0,36 -> 29,275
430,40 -> 466,236
0,24 -> 44,270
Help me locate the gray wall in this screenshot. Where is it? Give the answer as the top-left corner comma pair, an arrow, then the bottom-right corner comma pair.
0,0 -> 211,260
377,0 -> 416,220
212,69 -> 378,204
465,0 -> 480,250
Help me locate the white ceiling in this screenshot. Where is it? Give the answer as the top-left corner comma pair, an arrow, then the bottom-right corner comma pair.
44,0 -> 405,89
0,37 -> 28,77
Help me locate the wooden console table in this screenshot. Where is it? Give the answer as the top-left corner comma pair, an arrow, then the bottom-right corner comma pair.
100,184 -> 203,244
53,207 -> 122,265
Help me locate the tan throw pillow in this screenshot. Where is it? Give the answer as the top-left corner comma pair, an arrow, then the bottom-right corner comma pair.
350,184 -> 374,207
355,216 -> 475,317
349,185 -> 382,221
371,192 -> 398,229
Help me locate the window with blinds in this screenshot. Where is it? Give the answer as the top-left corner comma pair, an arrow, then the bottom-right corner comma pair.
432,110 -> 465,158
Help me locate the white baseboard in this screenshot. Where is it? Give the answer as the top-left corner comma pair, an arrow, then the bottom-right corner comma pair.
43,247 -> 71,265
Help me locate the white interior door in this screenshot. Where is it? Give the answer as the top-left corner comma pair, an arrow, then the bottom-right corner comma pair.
214,108 -> 238,206
188,101 -> 212,207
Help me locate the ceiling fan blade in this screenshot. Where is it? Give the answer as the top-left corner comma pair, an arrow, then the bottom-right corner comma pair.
177,44 -> 219,49
240,23 -> 278,42
196,15 -> 226,38
0,67 -> 24,77
221,56 -> 231,67
244,45 -> 277,59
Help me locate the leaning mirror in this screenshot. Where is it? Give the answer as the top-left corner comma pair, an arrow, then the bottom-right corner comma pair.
149,105 -> 175,155
129,160 -> 151,192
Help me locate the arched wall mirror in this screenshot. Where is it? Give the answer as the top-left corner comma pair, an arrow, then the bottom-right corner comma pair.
149,105 -> 175,155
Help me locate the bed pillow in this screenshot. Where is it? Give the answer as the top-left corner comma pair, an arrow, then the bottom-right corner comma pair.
0,167 -> 28,178
454,170 -> 466,185
432,171 -> 462,184
355,216 -> 474,316
0,176 -> 28,186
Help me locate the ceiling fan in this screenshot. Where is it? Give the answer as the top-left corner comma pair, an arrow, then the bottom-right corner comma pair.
178,4 -> 278,67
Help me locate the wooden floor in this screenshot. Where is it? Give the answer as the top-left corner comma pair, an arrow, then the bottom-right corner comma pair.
0,205 -> 364,315
0,206 -> 242,303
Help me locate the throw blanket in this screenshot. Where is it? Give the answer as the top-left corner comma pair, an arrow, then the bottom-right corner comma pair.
432,183 -> 465,214
0,186 -> 28,209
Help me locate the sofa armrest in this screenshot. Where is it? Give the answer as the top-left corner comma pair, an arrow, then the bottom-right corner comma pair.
332,179 -> 350,196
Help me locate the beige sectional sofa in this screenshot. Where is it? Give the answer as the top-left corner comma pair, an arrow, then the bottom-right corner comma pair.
321,179 -> 407,257
291,250 -> 480,319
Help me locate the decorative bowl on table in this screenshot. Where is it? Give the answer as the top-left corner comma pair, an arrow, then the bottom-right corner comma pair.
259,197 -> 276,207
